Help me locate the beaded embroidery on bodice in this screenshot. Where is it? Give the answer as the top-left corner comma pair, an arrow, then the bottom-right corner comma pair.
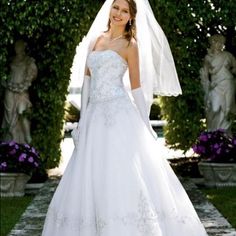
87,50 -> 128,103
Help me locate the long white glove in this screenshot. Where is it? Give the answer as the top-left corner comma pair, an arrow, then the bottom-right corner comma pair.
71,75 -> 90,146
132,87 -> 157,139
80,75 -> 91,119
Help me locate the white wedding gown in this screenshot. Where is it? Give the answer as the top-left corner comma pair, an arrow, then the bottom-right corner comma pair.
42,50 -> 208,236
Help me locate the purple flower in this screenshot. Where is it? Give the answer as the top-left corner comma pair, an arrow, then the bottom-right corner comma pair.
199,146 -> 206,153
24,144 -> 30,149
0,162 -> 7,171
199,134 -> 208,141
28,157 -> 34,163
31,147 -> 37,154
207,133 -> 212,138
9,149 -> 16,155
192,145 -> 198,153
19,153 -> 27,162
0,141 -> 40,174
213,144 -> 219,149
216,148 -> 221,154
9,141 -> 15,146
1,162 -> 7,167
193,129 -> 236,162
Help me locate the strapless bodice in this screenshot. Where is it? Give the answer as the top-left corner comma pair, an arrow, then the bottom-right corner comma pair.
87,50 -> 128,103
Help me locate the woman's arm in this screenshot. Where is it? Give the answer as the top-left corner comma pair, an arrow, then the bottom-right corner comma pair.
127,41 -> 141,90
127,40 -> 157,139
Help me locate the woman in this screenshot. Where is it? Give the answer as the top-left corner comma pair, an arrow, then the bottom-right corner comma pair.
200,34 -> 236,134
42,0 -> 208,235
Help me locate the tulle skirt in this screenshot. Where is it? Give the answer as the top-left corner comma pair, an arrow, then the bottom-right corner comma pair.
42,95 -> 207,236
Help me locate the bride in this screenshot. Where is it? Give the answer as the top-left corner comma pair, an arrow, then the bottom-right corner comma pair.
42,0 -> 208,235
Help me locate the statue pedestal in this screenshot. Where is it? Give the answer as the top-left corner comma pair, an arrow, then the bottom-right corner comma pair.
0,173 -> 31,197
198,162 -> 236,187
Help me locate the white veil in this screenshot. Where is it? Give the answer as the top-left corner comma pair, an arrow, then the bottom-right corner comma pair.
70,0 -> 182,113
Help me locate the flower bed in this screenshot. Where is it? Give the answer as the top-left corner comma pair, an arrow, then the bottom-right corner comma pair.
0,141 -> 40,175
192,129 -> 236,163
0,141 -> 41,196
192,129 -> 236,187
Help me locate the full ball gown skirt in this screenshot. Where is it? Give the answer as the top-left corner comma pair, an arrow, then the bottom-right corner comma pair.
42,50 -> 208,236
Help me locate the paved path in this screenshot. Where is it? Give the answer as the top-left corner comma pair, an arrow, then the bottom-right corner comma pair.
8,176 -> 236,236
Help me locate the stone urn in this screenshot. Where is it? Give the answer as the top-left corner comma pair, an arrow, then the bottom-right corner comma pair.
198,162 -> 236,187
0,173 -> 31,197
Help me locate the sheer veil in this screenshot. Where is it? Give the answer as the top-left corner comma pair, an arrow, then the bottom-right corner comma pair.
70,0 -> 182,113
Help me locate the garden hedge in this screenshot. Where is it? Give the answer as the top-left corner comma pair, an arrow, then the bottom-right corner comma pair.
0,0 -> 103,170
151,0 -> 236,151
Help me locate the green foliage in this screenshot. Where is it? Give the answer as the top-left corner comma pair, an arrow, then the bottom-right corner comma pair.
149,97 -> 162,120
64,101 -> 80,123
150,0 -> 236,152
0,0 -> 102,169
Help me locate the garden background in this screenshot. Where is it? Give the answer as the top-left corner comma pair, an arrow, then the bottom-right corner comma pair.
0,0 -> 235,173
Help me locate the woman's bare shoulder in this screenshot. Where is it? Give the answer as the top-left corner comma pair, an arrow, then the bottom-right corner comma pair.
93,33 -> 107,50
127,38 -> 138,56
128,37 -> 138,47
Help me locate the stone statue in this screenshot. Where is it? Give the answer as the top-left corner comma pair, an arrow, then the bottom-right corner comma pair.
1,40 -> 37,143
200,34 -> 236,134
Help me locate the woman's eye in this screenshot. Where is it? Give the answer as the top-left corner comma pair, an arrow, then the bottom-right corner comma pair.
112,5 -> 129,13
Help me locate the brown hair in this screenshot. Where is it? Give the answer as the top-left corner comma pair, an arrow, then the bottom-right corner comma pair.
107,0 -> 137,42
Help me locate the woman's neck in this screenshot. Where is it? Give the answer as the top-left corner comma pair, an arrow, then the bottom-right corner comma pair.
108,25 -> 125,39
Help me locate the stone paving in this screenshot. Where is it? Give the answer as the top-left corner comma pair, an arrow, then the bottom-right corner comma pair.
182,178 -> 236,236
8,177 -> 58,236
8,176 -> 236,236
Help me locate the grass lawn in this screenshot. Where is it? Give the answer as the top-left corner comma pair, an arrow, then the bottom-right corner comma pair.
202,187 -> 236,229
0,195 -> 34,236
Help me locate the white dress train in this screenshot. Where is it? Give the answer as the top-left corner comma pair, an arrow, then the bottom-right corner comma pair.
42,50 -> 208,236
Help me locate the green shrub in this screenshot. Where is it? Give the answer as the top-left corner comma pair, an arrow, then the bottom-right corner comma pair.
150,97 -> 162,120
64,101 -> 80,123
0,0 -> 102,170
151,0 -> 236,152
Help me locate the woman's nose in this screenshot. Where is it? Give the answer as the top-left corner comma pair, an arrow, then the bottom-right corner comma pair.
116,10 -> 121,16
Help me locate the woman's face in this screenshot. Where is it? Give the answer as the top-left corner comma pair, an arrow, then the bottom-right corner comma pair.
110,0 -> 131,27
